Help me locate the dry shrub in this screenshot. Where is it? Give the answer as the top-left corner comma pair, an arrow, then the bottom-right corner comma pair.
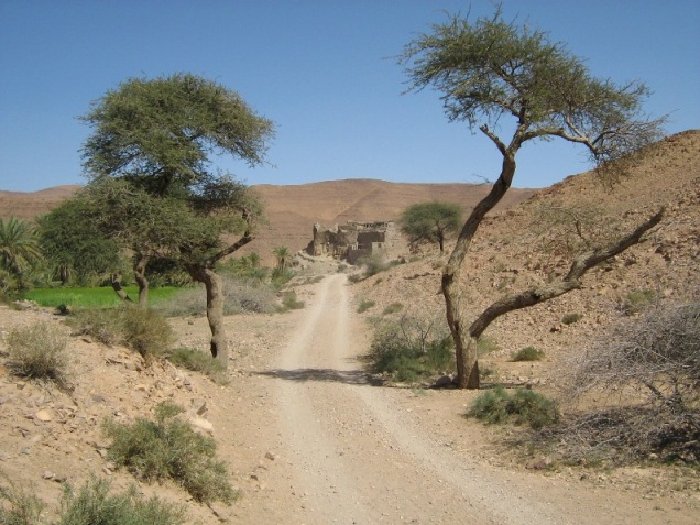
6,322 -> 68,385
531,302 -> 699,465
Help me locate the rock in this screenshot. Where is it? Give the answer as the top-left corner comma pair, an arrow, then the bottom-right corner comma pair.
134,384 -> 148,392
196,403 -> 208,416
526,458 -> 551,470
433,375 -> 454,388
190,416 -> 214,435
35,409 -> 53,422
42,470 -> 55,480
265,451 -> 276,461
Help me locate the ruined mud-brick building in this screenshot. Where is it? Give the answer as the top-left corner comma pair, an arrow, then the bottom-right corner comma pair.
308,220 -> 403,264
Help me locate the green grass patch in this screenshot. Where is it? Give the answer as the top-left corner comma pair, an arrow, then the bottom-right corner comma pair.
24,286 -> 181,308
622,289 -> 656,315
469,386 -> 559,429
104,402 -> 235,504
511,346 -> 545,361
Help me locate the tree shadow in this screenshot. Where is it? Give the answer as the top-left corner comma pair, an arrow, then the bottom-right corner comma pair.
258,368 -> 384,386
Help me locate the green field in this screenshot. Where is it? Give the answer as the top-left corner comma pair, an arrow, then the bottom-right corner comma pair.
24,286 -> 183,308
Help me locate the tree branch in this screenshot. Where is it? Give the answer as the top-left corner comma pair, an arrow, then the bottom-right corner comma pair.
469,208 -> 664,337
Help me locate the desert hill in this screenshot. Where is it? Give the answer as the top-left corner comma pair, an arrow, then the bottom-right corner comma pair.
0,179 -> 535,264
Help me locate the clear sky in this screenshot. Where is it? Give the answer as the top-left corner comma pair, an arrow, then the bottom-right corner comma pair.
1,0 -> 698,192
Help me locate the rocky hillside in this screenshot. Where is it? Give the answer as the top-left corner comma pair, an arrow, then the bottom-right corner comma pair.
353,130 -> 700,390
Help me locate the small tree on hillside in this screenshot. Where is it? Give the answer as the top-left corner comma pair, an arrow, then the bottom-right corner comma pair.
401,202 -> 461,252
81,74 -> 274,367
402,10 -> 665,388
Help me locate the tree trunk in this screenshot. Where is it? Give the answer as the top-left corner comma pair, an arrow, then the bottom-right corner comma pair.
110,273 -> 133,303
442,144 -> 517,389
188,265 -> 228,368
133,255 -> 149,307
437,231 -> 445,253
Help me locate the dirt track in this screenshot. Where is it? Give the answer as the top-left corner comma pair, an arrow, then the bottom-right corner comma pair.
238,274 -> 695,525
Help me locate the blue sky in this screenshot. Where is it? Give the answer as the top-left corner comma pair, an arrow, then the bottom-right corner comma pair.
1,0 -> 698,192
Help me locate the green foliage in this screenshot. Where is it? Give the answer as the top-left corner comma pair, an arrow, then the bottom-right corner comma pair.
165,347 -> 227,383
401,202 -> 461,252
0,218 -> 43,292
469,386 -> 559,429
58,476 -> 186,525
382,303 -> 403,315
82,74 -> 273,189
6,322 -> 68,385
622,289 -> 656,315
357,299 -> 375,314
511,346 -> 545,362
561,313 -> 582,325
368,317 -> 453,382
219,253 -> 268,283
103,402 -> 235,504
0,479 -> 44,525
402,9 -> 663,168
37,198 -> 122,286
270,267 -> 294,289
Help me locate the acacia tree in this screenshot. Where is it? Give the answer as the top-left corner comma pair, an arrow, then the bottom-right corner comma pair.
401,202 -> 461,252
402,11 -> 665,388
81,74 -> 274,366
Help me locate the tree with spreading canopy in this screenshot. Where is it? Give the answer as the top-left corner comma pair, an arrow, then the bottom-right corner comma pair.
81,73 -> 274,367
402,9 -> 665,388
401,202 -> 461,252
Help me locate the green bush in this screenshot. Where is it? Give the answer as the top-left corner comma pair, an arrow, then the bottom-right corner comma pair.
165,347 -> 226,383
357,299 -> 375,314
58,476 -> 186,525
104,402 -> 235,504
469,386 -> 559,429
6,322 -> 68,385
382,303 -> 403,315
511,346 -> 545,361
561,313 -> 582,325
0,479 -> 44,525
368,317 -> 453,382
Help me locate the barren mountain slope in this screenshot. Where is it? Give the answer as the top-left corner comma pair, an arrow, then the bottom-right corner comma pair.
0,179 -> 534,265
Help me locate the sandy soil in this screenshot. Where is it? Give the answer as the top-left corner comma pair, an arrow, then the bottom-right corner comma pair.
221,274 -> 698,525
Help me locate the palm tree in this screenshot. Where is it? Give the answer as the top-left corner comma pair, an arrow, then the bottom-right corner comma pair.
0,218 -> 43,290
273,246 -> 289,272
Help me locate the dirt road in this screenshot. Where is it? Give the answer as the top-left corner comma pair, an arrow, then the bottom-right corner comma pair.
247,274 -> 694,525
